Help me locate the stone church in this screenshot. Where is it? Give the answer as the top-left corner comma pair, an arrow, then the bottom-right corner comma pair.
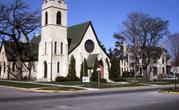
0,0 -> 110,81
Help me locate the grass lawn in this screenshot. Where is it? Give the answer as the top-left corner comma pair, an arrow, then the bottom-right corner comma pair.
41,81 -> 145,89
80,83 -> 144,88
0,80 -> 51,88
0,80 -> 144,90
0,80 -> 85,91
45,81 -> 84,86
126,78 -> 177,85
161,88 -> 179,93
147,81 -> 175,85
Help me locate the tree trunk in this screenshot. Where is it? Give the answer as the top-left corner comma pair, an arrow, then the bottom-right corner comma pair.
28,62 -> 32,80
16,57 -> 23,80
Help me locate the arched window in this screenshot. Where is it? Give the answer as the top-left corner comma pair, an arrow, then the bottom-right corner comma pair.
54,41 -> 57,54
57,62 -> 60,73
162,67 -> 165,74
162,58 -> 165,64
3,62 -> 5,73
44,61 -> 48,78
56,11 -> 61,25
45,11 -> 48,25
12,62 -> 16,72
45,42 -> 47,54
61,42 -> 63,55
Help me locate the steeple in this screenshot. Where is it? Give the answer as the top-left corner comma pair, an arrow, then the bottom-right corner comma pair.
37,0 -> 68,81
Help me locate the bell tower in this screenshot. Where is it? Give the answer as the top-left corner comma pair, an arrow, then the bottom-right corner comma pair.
37,0 -> 68,81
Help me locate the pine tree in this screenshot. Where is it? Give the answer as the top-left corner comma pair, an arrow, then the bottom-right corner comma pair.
67,55 -> 77,81
80,58 -> 88,80
80,62 -> 83,80
106,58 -> 110,73
84,59 -> 88,76
109,58 -> 120,80
90,58 -> 99,81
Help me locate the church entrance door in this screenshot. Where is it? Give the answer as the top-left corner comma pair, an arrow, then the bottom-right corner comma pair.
99,60 -> 104,79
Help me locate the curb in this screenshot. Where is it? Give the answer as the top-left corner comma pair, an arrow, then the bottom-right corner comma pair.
0,85 -> 85,93
159,90 -> 179,94
17,87 -> 88,93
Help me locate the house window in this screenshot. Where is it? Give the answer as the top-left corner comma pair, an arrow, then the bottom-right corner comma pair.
162,58 -> 165,64
54,41 -> 57,54
56,11 -> 61,25
162,67 -> 165,74
44,61 -> 47,78
45,11 -> 48,25
57,62 -> 60,73
3,62 -> 5,73
61,42 -> 63,54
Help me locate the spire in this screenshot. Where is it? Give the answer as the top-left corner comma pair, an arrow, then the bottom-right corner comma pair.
43,0 -> 64,4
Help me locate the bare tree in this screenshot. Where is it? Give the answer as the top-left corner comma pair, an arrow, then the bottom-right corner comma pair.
117,12 -> 169,78
0,0 -> 40,80
168,33 -> 179,66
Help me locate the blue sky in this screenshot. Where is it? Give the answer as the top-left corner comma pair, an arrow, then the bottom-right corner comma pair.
2,0 -> 179,49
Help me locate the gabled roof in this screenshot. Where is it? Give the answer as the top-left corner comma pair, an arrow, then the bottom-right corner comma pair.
2,41 -> 38,62
127,46 -> 167,59
31,35 -> 41,44
68,21 -> 91,53
68,21 -> 110,58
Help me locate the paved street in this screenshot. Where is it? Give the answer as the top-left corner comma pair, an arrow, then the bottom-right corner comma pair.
0,86 -> 179,110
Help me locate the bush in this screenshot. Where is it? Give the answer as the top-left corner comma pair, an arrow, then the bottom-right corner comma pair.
111,78 -> 127,82
122,71 -> 134,78
74,77 -> 81,81
100,78 -> 107,83
55,76 -> 69,82
90,71 -> 98,81
55,76 -> 80,82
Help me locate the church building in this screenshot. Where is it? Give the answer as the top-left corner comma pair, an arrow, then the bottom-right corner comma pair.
0,0 -> 110,81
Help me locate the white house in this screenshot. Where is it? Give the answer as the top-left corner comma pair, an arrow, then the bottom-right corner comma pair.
0,0 -> 110,81
119,41 -> 170,79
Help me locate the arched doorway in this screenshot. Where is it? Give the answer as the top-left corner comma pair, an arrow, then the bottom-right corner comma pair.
99,60 -> 104,79
44,61 -> 47,78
